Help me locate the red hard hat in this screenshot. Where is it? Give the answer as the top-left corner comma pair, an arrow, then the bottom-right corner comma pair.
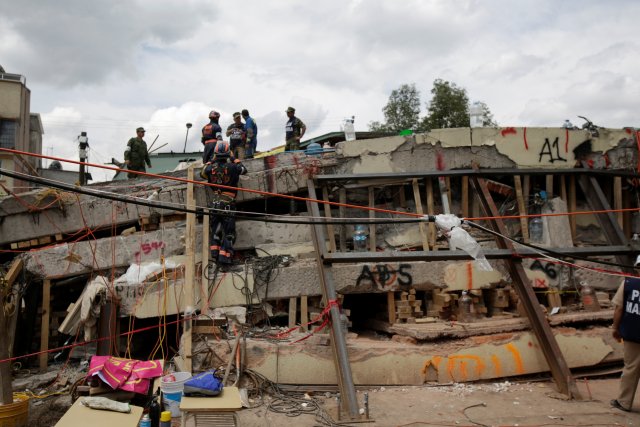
209,110 -> 220,119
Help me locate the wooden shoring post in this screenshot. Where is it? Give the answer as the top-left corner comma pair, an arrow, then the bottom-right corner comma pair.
201,210 -> 210,313
288,297 -> 297,329
461,176 -> 469,218
339,188 -> 347,252
398,184 -> 407,209
614,176 -> 623,229
560,176 -> 568,204
322,186 -> 337,253
546,175 -> 554,198
568,175 -> 577,239
368,186 -> 376,251
469,176 -> 581,399
514,176 -> 529,243
577,174 -> 634,271
387,291 -> 396,324
300,296 -> 308,332
425,178 -> 436,250
4,258 -> 23,357
184,165 -> 196,373
39,279 -> 51,371
412,179 -> 430,251
306,179 -> 359,419
438,176 -> 451,214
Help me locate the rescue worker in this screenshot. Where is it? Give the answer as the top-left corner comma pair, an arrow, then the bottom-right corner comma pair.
200,141 -> 247,266
242,109 -> 258,159
124,127 -> 152,179
226,112 -> 247,160
202,110 -> 223,164
284,106 -> 306,151
611,255 -> 640,412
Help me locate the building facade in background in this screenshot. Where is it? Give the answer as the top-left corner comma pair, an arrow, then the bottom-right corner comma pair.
0,68 -> 43,195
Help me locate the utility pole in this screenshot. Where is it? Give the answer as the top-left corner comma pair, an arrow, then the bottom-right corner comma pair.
77,132 -> 89,186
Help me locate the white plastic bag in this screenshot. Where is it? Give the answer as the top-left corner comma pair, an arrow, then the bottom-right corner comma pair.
435,214 -> 492,271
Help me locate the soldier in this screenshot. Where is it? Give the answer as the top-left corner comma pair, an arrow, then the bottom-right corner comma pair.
124,127 -> 151,179
201,141 -> 247,266
284,106 -> 306,152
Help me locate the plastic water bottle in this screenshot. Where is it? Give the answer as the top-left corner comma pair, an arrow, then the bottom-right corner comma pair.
139,414 -> 151,427
469,102 -> 483,128
353,225 -> 368,252
580,281 -> 600,312
529,217 -> 543,243
458,291 -> 473,323
343,117 -> 356,141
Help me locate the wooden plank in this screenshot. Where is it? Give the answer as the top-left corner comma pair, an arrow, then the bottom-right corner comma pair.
300,296 -> 308,332
560,176 -> 568,203
398,185 -> 407,209
425,178 -> 436,250
54,399 -> 143,427
614,176 -> 623,229
322,186 -> 337,253
288,297 -> 297,329
0,285 -> 12,403
461,176 -> 469,218
4,258 -> 23,286
39,279 -> 51,371
387,292 -> 396,324
412,179 -> 430,251
368,187 -> 376,251
201,211 -> 210,313
338,188 -> 347,252
184,166 -> 196,373
546,175 -> 554,197
569,175 -> 577,239
514,176 -> 529,243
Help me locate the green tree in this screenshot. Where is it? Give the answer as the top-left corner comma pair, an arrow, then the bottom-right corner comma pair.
420,79 -> 470,130
368,83 -> 421,132
477,101 -> 498,127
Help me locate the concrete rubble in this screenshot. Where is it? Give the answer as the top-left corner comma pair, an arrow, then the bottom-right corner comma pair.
1,127 -> 637,392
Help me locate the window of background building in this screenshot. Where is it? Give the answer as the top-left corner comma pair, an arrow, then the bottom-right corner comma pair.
0,120 -> 17,148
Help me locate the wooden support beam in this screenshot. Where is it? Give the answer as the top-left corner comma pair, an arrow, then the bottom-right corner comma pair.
614,177 -> 623,229
288,297 -> 297,329
425,178 -> 436,250
201,211 -> 210,313
560,176 -> 568,204
569,175 -> 577,239
39,279 -> 51,371
368,187 -> 376,252
339,188 -> 347,252
461,177 -> 469,218
387,291 -> 396,324
546,175 -> 554,197
184,166 -> 196,373
300,296 -> 308,332
412,179 -> 430,251
322,186 -> 337,253
514,176 -> 529,243
398,185 -> 407,209
0,285 -> 12,403
438,177 -> 450,214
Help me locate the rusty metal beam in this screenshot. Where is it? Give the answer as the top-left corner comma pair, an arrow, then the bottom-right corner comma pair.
470,176 -> 581,399
306,179 -> 359,418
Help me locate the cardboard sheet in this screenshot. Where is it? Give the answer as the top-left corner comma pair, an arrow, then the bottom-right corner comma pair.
179,386 -> 242,412
55,399 -> 143,427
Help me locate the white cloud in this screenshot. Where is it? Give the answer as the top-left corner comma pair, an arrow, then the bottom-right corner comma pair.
1,0 -> 639,181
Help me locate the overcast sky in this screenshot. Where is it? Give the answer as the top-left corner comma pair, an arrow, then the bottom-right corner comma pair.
1,0 -> 638,181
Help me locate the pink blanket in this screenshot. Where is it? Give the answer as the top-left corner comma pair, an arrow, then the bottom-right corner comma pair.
88,356 -> 163,394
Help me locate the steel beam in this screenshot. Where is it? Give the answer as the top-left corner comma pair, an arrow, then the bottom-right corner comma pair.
316,168 -> 640,182
323,246 -> 633,263
470,176 -> 581,399
306,179 -> 360,418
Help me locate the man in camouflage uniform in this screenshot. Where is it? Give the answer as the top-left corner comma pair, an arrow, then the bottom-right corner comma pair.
124,127 -> 152,179
284,106 -> 306,152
